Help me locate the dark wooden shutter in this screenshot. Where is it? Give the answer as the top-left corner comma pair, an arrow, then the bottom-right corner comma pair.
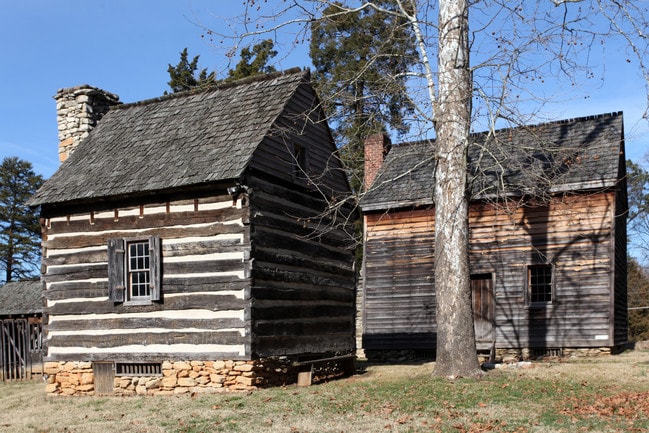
149,236 -> 161,301
107,238 -> 125,302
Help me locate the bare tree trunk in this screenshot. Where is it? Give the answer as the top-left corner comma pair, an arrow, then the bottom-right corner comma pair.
433,0 -> 481,378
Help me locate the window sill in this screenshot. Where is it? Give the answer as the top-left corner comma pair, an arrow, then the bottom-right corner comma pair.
124,299 -> 153,306
526,302 -> 552,309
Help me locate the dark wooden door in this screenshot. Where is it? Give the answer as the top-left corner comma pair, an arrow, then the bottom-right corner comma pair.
93,362 -> 115,394
471,274 -> 495,348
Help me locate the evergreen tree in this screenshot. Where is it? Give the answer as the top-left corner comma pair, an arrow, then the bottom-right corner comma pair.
167,48 -> 216,93
628,256 -> 649,341
0,157 -> 44,283
309,1 -> 418,193
227,39 -> 278,80
626,160 -> 649,263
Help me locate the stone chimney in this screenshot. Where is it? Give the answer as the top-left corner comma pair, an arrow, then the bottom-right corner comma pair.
364,133 -> 391,190
54,85 -> 120,163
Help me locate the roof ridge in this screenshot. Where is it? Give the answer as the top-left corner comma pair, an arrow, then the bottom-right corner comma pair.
111,67 -> 308,110
390,111 -> 623,148
483,111 -> 623,137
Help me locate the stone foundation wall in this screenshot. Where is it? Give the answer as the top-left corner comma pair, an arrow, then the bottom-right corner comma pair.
364,347 -> 614,364
495,347 -> 612,361
43,358 -> 298,396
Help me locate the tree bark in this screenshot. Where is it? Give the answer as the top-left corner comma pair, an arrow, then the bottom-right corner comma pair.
433,0 -> 482,378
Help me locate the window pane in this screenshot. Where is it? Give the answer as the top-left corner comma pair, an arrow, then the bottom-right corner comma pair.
529,266 -> 552,303
127,241 -> 151,300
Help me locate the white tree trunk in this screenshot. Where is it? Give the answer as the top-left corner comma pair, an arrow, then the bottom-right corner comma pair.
433,0 -> 482,378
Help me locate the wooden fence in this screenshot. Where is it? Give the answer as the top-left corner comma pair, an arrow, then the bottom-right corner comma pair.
0,318 -> 43,381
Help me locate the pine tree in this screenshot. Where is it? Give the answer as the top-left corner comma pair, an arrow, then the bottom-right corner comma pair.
0,157 -> 44,283
309,1 -> 418,193
227,39 -> 278,81
167,48 -> 216,93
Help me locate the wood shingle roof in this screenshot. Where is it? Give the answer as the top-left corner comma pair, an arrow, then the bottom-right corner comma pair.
30,69 -> 310,207
361,112 -> 625,211
0,280 -> 42,316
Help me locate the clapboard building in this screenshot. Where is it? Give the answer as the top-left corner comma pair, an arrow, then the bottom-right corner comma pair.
29,69 -> 356,395
360,112 -> 628,359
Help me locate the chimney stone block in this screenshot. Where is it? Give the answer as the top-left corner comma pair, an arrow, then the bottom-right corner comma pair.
54,85 -> 120,163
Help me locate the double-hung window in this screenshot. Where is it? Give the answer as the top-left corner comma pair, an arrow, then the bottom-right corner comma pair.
108,236 -> 161,305
527,264 -> 553,306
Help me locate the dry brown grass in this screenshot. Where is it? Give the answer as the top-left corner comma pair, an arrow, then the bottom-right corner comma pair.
1,349 -> 648,432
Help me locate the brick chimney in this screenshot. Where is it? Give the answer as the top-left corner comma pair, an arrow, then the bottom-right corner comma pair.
364,133 -> 391,190
54,85 -> 120,163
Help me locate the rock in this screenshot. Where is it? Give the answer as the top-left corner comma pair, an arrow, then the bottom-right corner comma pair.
236,376 -> 255,387
161,376 -> 177,388
234,364 -> 254,372
145,378 -> 161,389
210,374 -> 226,384
173,361 -> 191,371
177,377 -> 196,387
80,373 -> 94,385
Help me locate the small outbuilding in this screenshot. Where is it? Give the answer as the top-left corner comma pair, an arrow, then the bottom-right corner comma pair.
29,69 -> 356,395
0,280 -> 43,380
360,112 -> 628,360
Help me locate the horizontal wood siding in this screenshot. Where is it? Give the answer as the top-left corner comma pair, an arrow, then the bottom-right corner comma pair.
362,209 -> 436,350
41,195 -> 252,362
248,175 -> 356,356
363,192 -> 618,350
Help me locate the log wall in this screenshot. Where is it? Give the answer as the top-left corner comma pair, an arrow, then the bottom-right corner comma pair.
249,82 -> 349,196
41,194 -> 252,362
247,175 -> 356,357
362,191 -> 623,351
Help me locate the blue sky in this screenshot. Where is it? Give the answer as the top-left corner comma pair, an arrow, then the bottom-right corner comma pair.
1,1 -> 647,179
0,1 -> 309,178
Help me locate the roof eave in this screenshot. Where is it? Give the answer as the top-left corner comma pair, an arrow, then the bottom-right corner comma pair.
361,197 -> 435,213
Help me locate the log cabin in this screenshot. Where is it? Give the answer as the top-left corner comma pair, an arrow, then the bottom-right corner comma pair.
28,69 -> 356,395
360,112 -> 628,360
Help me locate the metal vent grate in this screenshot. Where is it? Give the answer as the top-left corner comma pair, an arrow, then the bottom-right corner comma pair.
115,362 -> 162,376
531,348 -> 563,358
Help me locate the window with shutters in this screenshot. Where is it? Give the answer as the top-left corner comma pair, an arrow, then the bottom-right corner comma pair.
107,236 -> 161,305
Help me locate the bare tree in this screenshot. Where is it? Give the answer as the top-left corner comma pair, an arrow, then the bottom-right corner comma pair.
214,0 -> 649,378
627,159 -> 649,264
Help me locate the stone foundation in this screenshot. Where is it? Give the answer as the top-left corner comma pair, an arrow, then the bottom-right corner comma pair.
495,347 -> 612,362
364,347 -> 614,364
43,358 -> 299,396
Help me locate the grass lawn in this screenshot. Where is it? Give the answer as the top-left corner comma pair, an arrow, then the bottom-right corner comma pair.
1,349 -> 648,432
